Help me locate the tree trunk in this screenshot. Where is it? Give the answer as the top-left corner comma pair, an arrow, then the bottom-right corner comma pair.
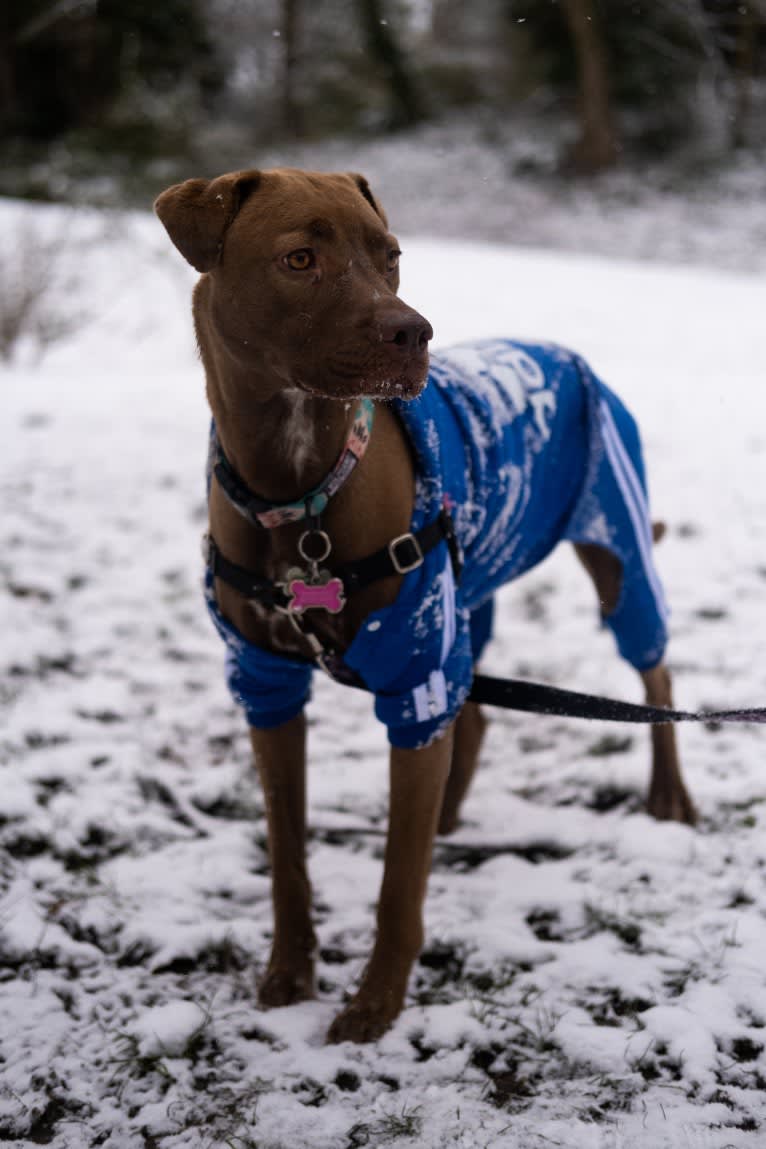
733,2 -> 757,149
0,14 -> 16,134
357,0 -> 425,129
561,0 -> 617,173
282,0 -> 303,138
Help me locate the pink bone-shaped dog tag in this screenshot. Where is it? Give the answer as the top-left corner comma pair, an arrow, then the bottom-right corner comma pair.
287,576 -> 346,614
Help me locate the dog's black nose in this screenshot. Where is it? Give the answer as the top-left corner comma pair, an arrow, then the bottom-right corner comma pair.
380,313 -> 433,353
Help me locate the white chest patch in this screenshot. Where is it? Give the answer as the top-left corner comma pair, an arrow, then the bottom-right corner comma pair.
280,392 -> 316,478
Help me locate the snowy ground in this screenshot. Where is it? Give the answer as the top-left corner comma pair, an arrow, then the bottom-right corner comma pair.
1,196 -> 766,1148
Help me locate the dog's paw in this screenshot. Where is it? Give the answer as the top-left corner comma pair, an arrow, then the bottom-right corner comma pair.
647,784 -> 697,826
326,991 -> 402,1044
258,963 -> 315,1008
437,808 -> 460,836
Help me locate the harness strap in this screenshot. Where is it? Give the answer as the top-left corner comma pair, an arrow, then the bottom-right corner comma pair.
205,507 -> 460,607
204,536 -> 289,609
338,508 -> 461,592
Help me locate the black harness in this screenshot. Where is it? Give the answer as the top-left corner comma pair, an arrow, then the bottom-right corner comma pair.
204,507 -> 461,613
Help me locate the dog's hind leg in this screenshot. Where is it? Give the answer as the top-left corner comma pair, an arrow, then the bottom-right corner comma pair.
251,715 -> 317,1007
641,661 -> 696,824
574,540 -> 696,826
438,701 -> 487,835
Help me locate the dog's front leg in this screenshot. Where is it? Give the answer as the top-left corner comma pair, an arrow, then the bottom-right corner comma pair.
327,727 -> 453,1044
251,715 -> 317,1007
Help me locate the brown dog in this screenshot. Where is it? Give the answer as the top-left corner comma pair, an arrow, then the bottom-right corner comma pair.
154,168 -> 695,1044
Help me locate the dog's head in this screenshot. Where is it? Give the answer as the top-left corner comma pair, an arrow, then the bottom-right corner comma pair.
154,168 -> 432,401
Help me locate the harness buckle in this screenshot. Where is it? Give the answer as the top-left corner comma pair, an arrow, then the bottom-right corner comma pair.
388,533 -> 424,575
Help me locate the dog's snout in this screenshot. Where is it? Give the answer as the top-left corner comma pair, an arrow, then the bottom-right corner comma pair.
380,314 -> 433,353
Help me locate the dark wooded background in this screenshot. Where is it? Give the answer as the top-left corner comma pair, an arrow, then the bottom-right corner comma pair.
1,1 -> 764,203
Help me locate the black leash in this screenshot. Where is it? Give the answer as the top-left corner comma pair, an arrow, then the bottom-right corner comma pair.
468,674 -> 766,726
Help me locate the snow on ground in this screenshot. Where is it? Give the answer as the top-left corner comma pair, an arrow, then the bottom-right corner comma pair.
1,195 -> 765,1148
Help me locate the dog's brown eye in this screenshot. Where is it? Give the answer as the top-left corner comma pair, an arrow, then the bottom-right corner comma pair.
387,248 -> 401,272
284,249 -> 315,271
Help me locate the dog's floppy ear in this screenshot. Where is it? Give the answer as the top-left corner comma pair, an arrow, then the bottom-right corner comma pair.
154,169 -> 261,272
348,173 -> 388,228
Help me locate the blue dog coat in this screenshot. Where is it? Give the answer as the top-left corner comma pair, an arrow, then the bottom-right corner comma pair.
206,340 -> 668,749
